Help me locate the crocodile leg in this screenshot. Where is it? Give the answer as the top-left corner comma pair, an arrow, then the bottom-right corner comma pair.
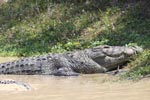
52,67 -> 79,76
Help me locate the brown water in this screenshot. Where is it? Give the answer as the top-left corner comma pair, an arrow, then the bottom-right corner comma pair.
0,75 -> 150,100
0,57 -> 150,100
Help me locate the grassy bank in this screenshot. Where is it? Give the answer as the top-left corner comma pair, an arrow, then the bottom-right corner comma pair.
0,0 -> 150,78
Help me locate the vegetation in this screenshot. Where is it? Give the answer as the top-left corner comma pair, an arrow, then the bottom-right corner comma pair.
123,50 -> 150,79
0,0 -> 150,78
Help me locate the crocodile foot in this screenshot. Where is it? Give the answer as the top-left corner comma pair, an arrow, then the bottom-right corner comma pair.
53,68 -> 79,76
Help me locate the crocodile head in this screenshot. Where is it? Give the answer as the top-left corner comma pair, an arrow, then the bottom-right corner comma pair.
87,45 -> 143,59
85,45 -> 143,71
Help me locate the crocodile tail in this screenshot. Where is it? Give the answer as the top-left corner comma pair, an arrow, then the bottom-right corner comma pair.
0,58 -> 31,74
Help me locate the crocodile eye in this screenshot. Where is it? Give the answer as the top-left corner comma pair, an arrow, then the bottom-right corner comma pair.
103,46 -> 110,48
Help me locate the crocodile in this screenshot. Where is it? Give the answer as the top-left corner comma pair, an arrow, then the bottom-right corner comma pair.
0,45 -> 142,76
0,80 -> 31,90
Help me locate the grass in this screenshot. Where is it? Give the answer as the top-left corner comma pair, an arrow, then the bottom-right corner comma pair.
122,50 -> 150,79
0,0 -> 150,78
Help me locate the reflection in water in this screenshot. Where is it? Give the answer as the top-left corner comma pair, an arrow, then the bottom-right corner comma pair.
0,74 -> 150,100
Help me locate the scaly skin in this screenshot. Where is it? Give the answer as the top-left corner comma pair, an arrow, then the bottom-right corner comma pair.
0,45 -> 142,76
0,80 -> 31,90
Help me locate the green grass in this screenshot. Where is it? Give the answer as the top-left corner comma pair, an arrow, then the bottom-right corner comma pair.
0,0 -> 150,78
122,50 -> 150,79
